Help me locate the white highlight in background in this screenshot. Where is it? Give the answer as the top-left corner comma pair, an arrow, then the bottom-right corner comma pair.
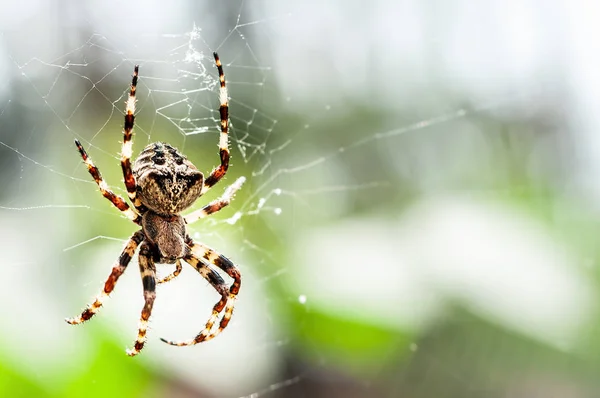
288,196 -> 597,350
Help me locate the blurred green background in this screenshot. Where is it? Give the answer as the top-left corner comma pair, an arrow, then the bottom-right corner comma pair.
1,1 -> 600,397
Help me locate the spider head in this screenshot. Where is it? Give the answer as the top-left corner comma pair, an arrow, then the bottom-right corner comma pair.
133,143 -> 204,215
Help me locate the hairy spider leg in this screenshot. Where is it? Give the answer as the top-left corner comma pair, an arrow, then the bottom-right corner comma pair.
121,65 -> 144,211
66,230 -> 144,324
193,241 -> 241,342
201,52 -> 230,195
185,176 -> 246,225
126,242 -> 157,356
161,240 -> 241,345
160,252 -> 230,346
157,260 -> 182,284
74,140 -> 141,224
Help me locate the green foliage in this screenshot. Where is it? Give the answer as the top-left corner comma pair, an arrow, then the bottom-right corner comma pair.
289,302 -> 415,378
0,331 -> 155,398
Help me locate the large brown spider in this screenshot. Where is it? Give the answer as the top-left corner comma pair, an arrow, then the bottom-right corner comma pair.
66,53 -> 245,357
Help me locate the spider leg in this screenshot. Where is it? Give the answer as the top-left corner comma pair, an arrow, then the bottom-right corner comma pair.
194,241 -> 241,342
163,239 -> 241,346
66,230 -> 144,324
185,176 -> 245,225
126,241 -> 157,356
74,140 -> 141,224
160,252 -> 230,346
120,65 -> 144,212
157,260 -> 182,284
201,53 -> 230,195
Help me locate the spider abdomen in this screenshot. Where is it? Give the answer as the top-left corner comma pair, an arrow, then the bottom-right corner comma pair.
142,211 -> 187,262
133,142 -> 204,214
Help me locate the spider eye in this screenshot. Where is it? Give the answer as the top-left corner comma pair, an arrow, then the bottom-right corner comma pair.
151,151 -> 166,165
188,173 -> 202,184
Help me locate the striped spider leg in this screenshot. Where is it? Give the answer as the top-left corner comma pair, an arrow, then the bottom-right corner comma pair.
185,175 -> 246,225
126,242 -> 157,356
74,140 -> 141,224
160,239 -> 241,346
157,260 -> 182,284
200,52 -> 231,195
120,65 -> 145,213
66,230 -> 144,324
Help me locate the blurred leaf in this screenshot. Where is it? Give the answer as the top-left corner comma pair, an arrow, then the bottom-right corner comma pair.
0,357 -> 49,398
290,302 -> 414,377
62,333 -> 155,398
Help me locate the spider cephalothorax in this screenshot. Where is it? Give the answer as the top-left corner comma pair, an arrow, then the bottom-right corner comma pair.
134,142 -> 204,215
66,53 -> 245,356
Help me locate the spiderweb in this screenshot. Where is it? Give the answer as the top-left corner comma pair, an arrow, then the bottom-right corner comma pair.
0,1 -> 597,397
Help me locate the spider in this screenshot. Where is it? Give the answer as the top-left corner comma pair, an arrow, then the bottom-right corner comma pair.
66,53 -> 245,357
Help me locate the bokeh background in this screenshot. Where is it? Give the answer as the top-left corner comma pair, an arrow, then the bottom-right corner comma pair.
2,0 -> 600,397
